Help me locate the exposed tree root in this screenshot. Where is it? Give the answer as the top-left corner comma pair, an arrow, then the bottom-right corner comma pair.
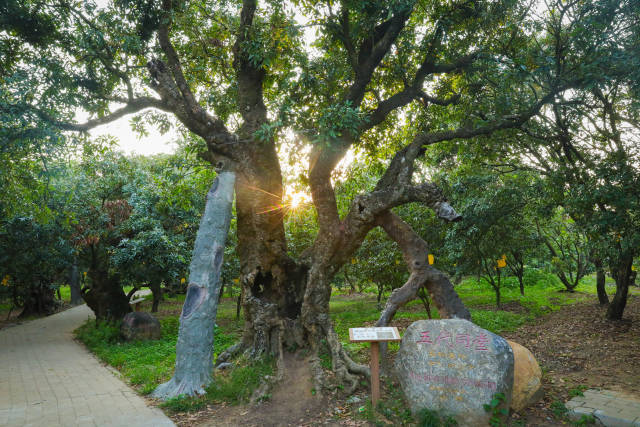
306,314 -> 370,396
216,342 -> 245,365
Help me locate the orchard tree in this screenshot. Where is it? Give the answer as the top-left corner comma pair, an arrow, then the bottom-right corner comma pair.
444,173 -> 537,307
515,83 -> 640,318
535,209 -> 590,292
425,0 -> 639,318
67,150 -> 136,320
0,216 -> 72,317
112,154 -> 210,311
4,0 -> 631,396
114,226 -> 186,312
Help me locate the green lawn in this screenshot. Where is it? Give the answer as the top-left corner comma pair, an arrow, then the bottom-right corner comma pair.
73,269 -> 636,416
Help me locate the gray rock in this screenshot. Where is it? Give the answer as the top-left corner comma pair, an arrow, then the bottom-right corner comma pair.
121,312 -> 161,341
215,362 -> 233,370
346,395 -> 362,404
395,319 -> 514,426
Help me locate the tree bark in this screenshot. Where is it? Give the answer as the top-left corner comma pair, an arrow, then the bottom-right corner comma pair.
149,283 -> 162,313
18,283 -> 58,318
518,276 -> 525,296
236,287 -> 243,320
596,269 -> 608,305
69,257 -> 83,305
229,154 -> 309,360
82,271 -> 131,321
606,256 -> 632,320
375,211 -> 471,327
153,171 -> 236,399
508,251 -> 525,296
592,258 -> 609,305
495,269 -> 502,308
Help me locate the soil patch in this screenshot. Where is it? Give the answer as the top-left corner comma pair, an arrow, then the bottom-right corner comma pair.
503,294 -> 640,425
169,352 -> 356,427
156,292 -> 640,426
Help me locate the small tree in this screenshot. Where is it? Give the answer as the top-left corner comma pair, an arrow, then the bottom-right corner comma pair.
114,226 -> 187,312
446,173 -> 541,307
0,217 -> 71,317
68,151 -> 136,320
536,210 -> 590,292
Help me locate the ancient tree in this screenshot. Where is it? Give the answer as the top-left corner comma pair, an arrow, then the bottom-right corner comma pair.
4,0 -> 624,392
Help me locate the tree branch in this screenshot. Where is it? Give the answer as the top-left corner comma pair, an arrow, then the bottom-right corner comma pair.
35,97 -> 170,132
346,7 -> 413,105
233,0 -> 268,132
339,8 -> 359,72
158,0 -> 201,113
146,59 -> 238,157
375,211 -> 471,323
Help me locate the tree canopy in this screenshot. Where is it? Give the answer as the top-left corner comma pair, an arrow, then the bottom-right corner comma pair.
2,0 -> 639,396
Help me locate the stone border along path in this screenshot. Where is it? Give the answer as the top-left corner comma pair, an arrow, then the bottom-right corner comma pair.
0,297 -> 175,427
567,389 -> 640,427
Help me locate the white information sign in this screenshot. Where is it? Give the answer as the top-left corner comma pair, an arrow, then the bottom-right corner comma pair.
349,327 -> 401,342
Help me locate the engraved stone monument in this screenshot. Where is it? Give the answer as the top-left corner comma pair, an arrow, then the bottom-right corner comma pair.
395,319 -> 514,426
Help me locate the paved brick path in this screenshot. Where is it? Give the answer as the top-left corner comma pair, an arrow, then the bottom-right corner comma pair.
0,303 -> 175,427
567,389 -> 640,426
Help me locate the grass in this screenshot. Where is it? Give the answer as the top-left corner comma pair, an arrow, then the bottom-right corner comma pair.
74,293 -> 271,408
75,316 -> 182,395
332,269 -> 590,339
157,356 -> 274,414
73,268 -> 633,417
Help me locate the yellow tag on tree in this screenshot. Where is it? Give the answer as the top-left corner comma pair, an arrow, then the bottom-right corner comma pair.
497,259 -> 506,268
428,254 -> 434,265
351,258 -> 357,264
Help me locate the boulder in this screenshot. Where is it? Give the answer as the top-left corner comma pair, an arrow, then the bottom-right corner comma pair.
395,319 -> 514,426
121,312 -> 161,341
507,340 -> 543,412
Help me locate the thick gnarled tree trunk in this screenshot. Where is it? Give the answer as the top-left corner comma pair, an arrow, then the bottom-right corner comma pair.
82,270 -> 131,321
140,0 -> 502,396
19,283 -> 59,318
230,156 -> 308,360
153,171 -> 236,399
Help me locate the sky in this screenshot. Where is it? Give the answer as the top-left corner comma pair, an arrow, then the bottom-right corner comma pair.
84,112 -> 179,156
89,0 -> 178,155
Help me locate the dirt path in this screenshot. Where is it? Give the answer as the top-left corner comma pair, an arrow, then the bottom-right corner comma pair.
503,294 -> 640,425
183,353 -> 337,427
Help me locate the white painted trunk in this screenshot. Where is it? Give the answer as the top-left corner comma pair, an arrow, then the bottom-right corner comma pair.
153,171 -> 236,399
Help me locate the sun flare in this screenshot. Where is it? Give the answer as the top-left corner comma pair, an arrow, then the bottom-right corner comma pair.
288,191 -> 311,209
